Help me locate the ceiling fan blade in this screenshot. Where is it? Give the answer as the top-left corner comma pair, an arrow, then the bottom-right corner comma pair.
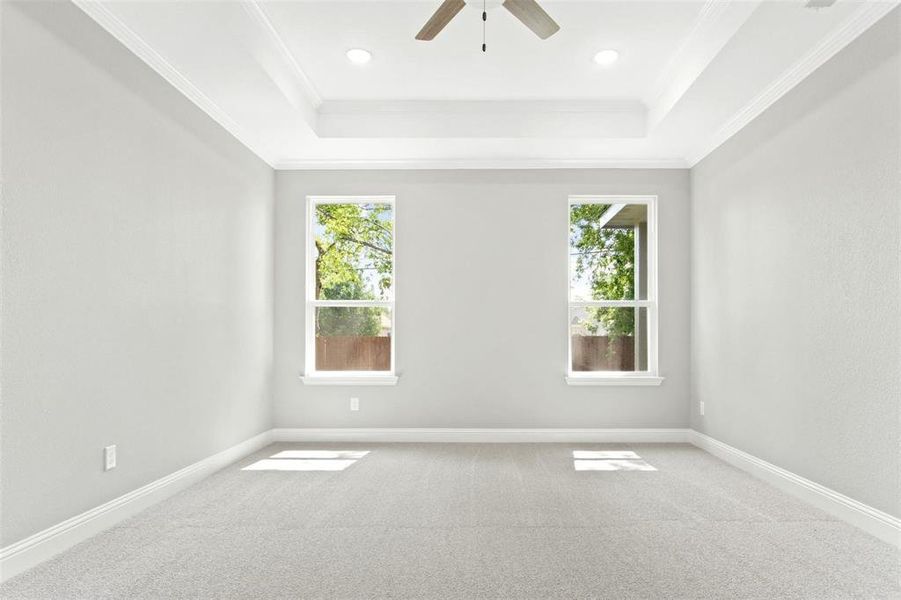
416,0 -> 467,40
502,0 -> 560,39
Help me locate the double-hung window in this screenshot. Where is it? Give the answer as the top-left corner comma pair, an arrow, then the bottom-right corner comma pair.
302,196 -> 397,385
566,196 -> 662,385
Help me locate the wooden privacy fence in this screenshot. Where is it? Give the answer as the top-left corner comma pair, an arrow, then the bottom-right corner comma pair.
316,336 -> 391,371
571,335 -> 635,372
316,335 -> 632,372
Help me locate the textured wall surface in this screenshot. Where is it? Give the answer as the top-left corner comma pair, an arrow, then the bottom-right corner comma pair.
0,1 -> 274,545
691,10 -> 900,516
274,169 -> 691,429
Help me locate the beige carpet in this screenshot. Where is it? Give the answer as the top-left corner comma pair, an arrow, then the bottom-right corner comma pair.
2,443 -> 898,599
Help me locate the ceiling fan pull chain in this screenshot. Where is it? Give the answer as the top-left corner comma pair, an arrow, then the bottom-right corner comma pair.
482,0 -> 487,52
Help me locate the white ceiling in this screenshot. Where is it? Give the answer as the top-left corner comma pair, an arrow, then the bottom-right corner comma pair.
73,0 -> 898,169
262,1 -> 705,100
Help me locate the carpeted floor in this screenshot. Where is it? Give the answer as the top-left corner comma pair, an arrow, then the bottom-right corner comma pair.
2,443 -> 898,599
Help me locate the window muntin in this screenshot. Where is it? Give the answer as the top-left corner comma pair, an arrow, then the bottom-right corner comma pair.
568,196 -> 657,376
306,197 -> 395,376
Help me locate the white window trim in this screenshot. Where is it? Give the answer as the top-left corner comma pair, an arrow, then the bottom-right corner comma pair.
300,374 -> 399,386
301,195 -> 398,386
566,195 -> 663,386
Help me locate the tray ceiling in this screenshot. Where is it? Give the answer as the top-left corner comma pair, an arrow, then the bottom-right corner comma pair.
72,0 -> 897,168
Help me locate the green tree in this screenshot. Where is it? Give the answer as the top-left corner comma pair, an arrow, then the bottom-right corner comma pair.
314,203 -> 392,337
570,204 -> 635,338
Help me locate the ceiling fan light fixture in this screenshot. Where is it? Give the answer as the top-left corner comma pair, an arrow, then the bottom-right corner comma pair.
346,48 -> 372,65
593,49 -> 619,66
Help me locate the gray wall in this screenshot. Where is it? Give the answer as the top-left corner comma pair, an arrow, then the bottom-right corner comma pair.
691,10 -> 900,517
5,0 -> 894,551
275,169 -> 690,428
0,2 -> 274,545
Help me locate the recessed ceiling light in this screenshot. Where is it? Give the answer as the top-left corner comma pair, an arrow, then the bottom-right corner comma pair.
593,49 -> 619,66
346,48 -> 372,65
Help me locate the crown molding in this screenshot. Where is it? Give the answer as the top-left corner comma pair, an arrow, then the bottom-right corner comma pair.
71,0 -> 276,167
647,0 -> 762,130
686,0 -> 899,166
318,99 -> 645,115
316,99 -> 647,139
240,0 -> 323,108
645,0 -> 730,111
274,157 -> 689,170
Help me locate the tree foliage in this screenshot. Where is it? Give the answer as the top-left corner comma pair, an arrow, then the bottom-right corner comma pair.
570,204 -> 635,338
314,203 -> 392,336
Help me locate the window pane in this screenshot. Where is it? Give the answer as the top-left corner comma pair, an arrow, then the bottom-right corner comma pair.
569,203 -> 648,301
314,203 -> 393,301
315,307 -> 391,371
570,307 -> 648,372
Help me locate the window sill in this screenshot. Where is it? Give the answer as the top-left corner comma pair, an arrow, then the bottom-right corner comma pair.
565,374 -> 664,387
300,374 -> 399,386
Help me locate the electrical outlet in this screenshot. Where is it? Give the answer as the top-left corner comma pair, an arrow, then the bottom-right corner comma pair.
699,401 -> 705,416
350,397 -> 360,412
104,445 -> 117,471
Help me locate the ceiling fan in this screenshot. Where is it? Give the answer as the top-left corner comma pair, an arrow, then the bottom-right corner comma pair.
416,0 -> 560,49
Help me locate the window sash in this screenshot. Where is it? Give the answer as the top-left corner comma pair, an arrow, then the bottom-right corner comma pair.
306,196 -> 396,377
567,195 -> 658,376
567,305 -> 657,375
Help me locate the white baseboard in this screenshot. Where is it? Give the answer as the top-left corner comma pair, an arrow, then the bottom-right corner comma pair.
689,430 -> 901,547
9,427 -> 893,584
271,427 -> 690,444
0,430 -> 273,583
